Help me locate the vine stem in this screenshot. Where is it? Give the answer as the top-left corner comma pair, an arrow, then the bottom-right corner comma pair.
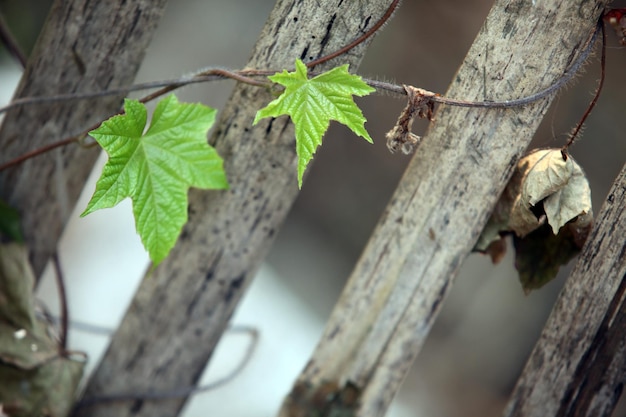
0,0 -> 401,172
0,71 -> 266,115
75,326 -> 259,408
0,137 -> 77,171
0,10 -> 600,173
369,18 -> 600,108
306,0 -> 401,68
52,253 -> 69,351
0,0 -> 402,116
0,11 -> 27,68
561,17 -> 606,155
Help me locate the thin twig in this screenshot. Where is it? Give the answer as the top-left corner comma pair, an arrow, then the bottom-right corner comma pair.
0,11 -> 27,68
75,325 -> 259,408
0,69 -> 268,171
52,253 -> 69,351
0,0 -> 400,114
562,18 -> 606,154
0,72 -> 262,114
306,0 -> 401,68
137,68 -> 269,105
367,19 -> 600,108
0,137 -> 77,171
37,307 -> 115,336
0,19 -> 599,115
0,16 -> 600,173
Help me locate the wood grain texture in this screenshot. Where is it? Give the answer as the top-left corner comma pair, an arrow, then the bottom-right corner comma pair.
0,0 -> 167,275
504,164 -> 626,417
74,1 -> 391,416
278,1 -> 610,416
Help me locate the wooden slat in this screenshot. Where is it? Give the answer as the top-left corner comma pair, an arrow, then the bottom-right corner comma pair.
504,163 -> 626,417
0,0 -> 168,276
277,1 -> 610,416
74,1 -> 392,416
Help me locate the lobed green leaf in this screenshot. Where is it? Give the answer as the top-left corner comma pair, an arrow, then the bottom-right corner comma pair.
82,95 -> 228,265
254,59 -> 374,187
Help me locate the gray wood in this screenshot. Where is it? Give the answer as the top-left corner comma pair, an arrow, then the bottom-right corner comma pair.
74,1 -> 391,416
278,1 -> 610,416
0,0 -> 168,276
504,163 -> 626,417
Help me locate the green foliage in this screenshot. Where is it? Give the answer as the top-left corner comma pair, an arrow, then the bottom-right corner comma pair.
82,95 -> 228,265
254,59 -> 375,187
0,199 -> 23,242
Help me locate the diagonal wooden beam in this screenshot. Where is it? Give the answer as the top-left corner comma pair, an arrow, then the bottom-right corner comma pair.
277,1 -> 610,416
74,1 -> 393,416
0,0 -> 168,276
505,162 -> 626,417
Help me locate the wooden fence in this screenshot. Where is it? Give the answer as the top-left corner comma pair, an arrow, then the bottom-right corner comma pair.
1,0 -> 624,416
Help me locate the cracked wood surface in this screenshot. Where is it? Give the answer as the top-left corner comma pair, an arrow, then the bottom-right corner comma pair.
504,163 -> 626,417
73,1 -> 391,416
0,0 -> 167,276
277,1 -> 611,416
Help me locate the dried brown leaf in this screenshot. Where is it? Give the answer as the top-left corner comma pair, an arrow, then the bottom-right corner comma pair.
475,148 -> 594,293
475,158 -> 526,251
512,149 -> 591,236
514,214 -> 593,294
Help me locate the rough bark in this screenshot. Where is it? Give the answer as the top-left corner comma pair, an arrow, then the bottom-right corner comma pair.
278,1 -> 610,416
74,1 -> 390,416
504,163 -> 626,417
0,0 -> 168,276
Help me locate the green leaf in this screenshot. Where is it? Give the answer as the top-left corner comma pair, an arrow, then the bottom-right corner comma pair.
0,199 -> 23,242
81,95 -> 228,264
254,59 -> 375,187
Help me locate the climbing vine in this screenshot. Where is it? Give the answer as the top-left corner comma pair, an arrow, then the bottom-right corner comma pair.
0,3 -> 623,415
0,7 -> 619,285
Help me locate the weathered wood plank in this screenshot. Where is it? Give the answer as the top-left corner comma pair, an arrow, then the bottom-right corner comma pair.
504,163 -> 626,417
0,0 -> 168,275
75,1 -> 391,416
278,1 -> 610,416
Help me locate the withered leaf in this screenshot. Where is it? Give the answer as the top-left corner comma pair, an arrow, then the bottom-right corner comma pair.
513,149 -> 591,236
514,214 -> 593,294
475,148 -> 594,293
474,153 -> 529,251
0,243 -> 85,417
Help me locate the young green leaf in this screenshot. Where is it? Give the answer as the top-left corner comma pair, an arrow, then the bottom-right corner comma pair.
254,59 -> 375,187
82,95 -> 228,265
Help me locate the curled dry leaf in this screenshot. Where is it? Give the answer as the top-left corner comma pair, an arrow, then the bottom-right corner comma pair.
385,86 -> 435,154
475,148 -> 593,292
512,149 -> 592,236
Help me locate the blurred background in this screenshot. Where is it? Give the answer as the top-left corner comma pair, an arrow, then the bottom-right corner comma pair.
1,0 -> 625,416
